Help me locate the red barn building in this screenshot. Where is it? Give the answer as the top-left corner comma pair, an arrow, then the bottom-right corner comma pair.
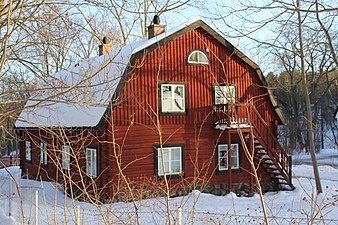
15,18 -> 294,201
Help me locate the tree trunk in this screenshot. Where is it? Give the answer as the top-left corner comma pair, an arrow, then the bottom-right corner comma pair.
297,0 -> 322,194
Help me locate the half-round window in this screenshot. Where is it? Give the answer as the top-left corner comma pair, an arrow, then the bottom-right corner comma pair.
187,50 -> 209,65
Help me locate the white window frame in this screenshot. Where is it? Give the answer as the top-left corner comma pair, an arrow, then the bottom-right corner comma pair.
25,141 -> 31,161
160,84 -> 186,113
40,142 -> 48,165
187,50 -> 209,65
214,85 -> 236,105
61,145 -> 71,170
218,143 -> 239,171
157,146 -> 183,176
86,147 -> 97,177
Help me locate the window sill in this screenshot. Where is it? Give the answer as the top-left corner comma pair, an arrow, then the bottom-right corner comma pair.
160,111 -> 187,116
216,168 -> 241,175
157,172 -> 185,180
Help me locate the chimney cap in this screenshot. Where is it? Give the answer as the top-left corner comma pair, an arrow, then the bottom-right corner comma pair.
153,15 -> 160,25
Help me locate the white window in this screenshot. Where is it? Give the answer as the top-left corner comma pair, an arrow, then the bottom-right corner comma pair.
214,85 -> 236,105
86,147 -> 97,177
187,50 -> 209,65
40,142 -> 48,165
61,145 -> 71,170
157,146 -> 182,176
25,141 -> 31,161
218,143 -> 239,171
161,84 -> 185,113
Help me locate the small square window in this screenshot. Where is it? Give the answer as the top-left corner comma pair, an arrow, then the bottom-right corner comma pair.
160,84 -> 186,114
214,85 -> 236,105
217,143 -> 239,171
156,146 -> 183,176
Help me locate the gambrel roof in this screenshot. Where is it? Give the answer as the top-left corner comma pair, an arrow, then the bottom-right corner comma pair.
15,18 -> 286,129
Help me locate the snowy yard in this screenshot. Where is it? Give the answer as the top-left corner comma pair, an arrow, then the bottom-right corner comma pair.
0,149 -> 337,225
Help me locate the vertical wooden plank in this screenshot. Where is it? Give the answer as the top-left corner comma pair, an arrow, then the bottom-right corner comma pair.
249,132 -> 254,192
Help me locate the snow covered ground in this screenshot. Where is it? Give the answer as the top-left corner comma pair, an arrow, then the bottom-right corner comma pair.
0,149 -> 337,225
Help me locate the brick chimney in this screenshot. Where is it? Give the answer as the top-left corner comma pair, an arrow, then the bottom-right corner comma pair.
148,15 -> 166,39
99,36 -> 113,56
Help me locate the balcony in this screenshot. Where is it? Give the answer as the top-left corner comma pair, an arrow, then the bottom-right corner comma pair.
213,104 -> 252,130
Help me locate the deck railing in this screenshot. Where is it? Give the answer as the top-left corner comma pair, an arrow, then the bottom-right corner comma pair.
213,103 -> 293,188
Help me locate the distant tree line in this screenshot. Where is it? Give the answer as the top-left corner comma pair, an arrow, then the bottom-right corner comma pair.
266,70 -> 338,151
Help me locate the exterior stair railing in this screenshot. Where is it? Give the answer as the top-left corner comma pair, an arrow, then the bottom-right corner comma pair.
213,103 -> 294,190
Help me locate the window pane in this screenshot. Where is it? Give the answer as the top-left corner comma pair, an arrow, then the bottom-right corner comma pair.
26,141 -> 31,161
162,99 -> 172,111
163,161 -> 170,173
162,85 -> 172,97
157,148 -> 167,175
62,145 -> 70,170
171,148 -> 181,160
218,145 -> 228,170
158,152 -> 169,174
171,161 -> 180,173
92,149 -> 97,177
198,52 -> 208,63
158,159 -> 163,175
225,86 -> 236,103
40,142 -> 47,165
190,52 -> 198,62
215,86 -> 225,104
40,143 -> 43,163
219,152 -> 227,169
86,148 -> 97,177
173,99 -> 184,111
231,156 -> 238,168
174,86 -> 184,97
231,144 -> 239,168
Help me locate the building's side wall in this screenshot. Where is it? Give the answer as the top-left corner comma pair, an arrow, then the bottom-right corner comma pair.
19,129 -> 108,199
108,27 -> 278,196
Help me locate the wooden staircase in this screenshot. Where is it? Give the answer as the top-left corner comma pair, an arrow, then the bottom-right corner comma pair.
214,103 -> 295,191
248,103 -> 294,190
253,139 -> 294,190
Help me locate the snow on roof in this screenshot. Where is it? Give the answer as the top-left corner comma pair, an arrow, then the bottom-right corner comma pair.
15,18 -> 202,128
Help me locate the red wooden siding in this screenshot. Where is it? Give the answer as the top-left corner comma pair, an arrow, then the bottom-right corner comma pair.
113,28 -> 279,127
106,27 -> 277,193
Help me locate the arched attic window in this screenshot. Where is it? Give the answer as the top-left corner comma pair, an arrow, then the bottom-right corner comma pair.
187,50 -> 209,65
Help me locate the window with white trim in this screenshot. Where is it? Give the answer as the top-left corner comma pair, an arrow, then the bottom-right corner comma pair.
214,85 -> 236,105
61,145 -> 71,170
160,84 -> 186,113
40,142 -> 48,165
25,141 -> 31,161
86,147 -> 97,177
218,143 -> 239,171
156,146 -> 183,176
187,50 -> 209,65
